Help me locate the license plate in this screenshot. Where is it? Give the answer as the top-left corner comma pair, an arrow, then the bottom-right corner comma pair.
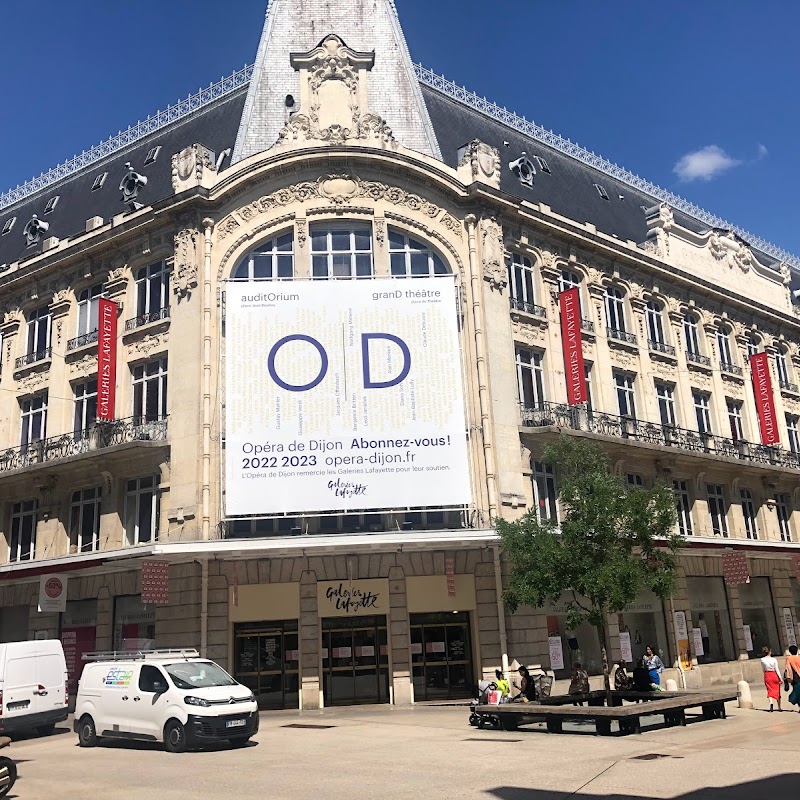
225,719 -> 247,728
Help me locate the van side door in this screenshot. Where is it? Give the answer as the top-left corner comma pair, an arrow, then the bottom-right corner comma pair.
34,651 -> 67,716
96,664 -> 137,736
127,665 -> 170,740
2,651 -> 37,726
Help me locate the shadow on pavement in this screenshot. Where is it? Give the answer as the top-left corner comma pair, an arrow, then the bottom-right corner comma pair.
486,774 -> 800,800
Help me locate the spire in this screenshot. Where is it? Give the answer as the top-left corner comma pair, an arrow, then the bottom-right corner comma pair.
232,0 -> 441,162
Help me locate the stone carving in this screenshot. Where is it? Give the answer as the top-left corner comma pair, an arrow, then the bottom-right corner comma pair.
107,266 -> 127,283
780,262 -> 792,286
609,349 -> 634,368
128,332 -> 168,357
733,244 -> 753,273
708,231 -> 727,261
439,213 -> 463,239
171,144 -> 216,192
480,218 -> 506,290
173,229 -> 198,301
512,323 -> 544,345
68,354 -> 97,376
296,219 -> 308,248
374,219 -> 385,246
458,140 -> 501,186
217,216 -> 241,241
18,370 -> 49,393
51,289 -> 69,305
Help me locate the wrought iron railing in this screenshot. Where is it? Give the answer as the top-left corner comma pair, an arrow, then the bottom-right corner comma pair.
67,330 -> 99,351
125,306 -> 170,331
686,350 -> 711,367
648,340 -> 676,356
581,318 -> 595,334
607,328 -> 637,345
0,416 -> 168,474
519,402 -> 800,470
15,348 -> 52,369
510,298 -> 547,318
780,380 -> 799,393
720,361 -> 743,377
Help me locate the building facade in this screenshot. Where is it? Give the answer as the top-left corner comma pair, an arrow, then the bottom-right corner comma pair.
1,0 -> 800,707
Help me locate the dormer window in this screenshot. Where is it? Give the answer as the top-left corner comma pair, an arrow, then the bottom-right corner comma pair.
1,217 -> 15,236
91,172 -> 108,191
44,196 -> 59,214
144,146 -> 161,165
594,183 -> 609,200
533,155 -> 550,174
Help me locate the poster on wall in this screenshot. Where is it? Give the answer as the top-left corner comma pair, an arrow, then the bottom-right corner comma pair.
618,631 -> 633,663
673,611 -> 691,670
742,624 -> 753,652
691,628 -> 704,657
225,277 -> 471,515
38,574 -> 68,613
548,636 -> 565,671
782,608 -> 797,647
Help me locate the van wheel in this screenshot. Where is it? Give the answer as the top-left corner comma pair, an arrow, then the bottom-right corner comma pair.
0,757 -> 17,797
163,720 -> 187,753
36,723 -> 56,736
78,716 -> 97,748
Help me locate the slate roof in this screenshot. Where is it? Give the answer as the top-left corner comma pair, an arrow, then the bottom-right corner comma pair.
0,88 -> 247,268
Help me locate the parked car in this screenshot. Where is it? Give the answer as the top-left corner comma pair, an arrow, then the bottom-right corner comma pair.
73,649 -> 258,752
0,639 -> 69,737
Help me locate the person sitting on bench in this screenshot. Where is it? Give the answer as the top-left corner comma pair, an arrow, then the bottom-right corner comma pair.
568,662 -> 590,704
614,660 -> 633,690
513,666 -> 538,702
632,658 -> 655,692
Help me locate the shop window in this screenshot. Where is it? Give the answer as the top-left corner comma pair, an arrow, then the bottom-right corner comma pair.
687,577 -> 735,664
135,261 -> 171,320
389,230 -> 449,277
26,305 -> 51,359
9,500 -> 37,562
738,577 -> 780,657
73,380 -> 98,436
545,596 -> 602,678
533,461 -> 557,522
310,224 -> 373,279
605,286 -> 626,333
70,487 -> 102,553
706,484 -> 728,537
20,392 -> 48,451
124,475 -> 160,546
614,372 -> 636,419
617,589 -> 671,667
132,356 -> 168,423
113,595 -> 155,652
506,253 -> 536,308
410,612 -> 473,701
515,347 -> 544,409
740,489 -> 758,540
673,480 -> 693,536
234,620 -> 300,709
775,494 -> 792,542
232,231 -> 294,280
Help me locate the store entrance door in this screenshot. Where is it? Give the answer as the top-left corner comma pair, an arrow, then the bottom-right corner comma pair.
410,612 -> 474,701
322,616 -> 389,706
234,621 -> 300,709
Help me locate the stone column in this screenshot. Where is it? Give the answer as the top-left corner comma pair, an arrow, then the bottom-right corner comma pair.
388,566 -> 412,704
300,569 -> 321,709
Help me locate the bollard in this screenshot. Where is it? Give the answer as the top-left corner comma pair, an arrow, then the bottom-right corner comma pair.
737,680 -> 753,709
665,678 -> 678,692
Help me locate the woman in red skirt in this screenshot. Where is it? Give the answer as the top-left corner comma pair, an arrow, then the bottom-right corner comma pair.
761,646 -> 782,712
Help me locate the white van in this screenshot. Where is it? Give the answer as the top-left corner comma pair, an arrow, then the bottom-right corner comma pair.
73,649 -> 258,752
0,639 -> 69,736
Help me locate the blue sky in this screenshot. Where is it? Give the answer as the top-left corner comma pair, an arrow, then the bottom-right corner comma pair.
1,1 -> 798,254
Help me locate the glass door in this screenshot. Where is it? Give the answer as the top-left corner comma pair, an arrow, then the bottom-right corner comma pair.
410,612 -> 473,701
234,621 -> 300,709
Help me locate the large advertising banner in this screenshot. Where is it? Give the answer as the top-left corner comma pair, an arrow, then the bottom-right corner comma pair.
559,288 -> 586,404
97,298 -> 117,421
225,277 -> 471,515
750,352 -> 779,445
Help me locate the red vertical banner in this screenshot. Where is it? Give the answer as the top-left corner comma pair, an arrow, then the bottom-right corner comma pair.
750,352 -> 779,445
97,298 -> 118,421
559,288 -> 586,404
141,561 -> 170,604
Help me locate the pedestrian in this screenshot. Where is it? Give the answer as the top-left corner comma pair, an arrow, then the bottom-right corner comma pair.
643,645 -> 664,687
614,659 -> 632,690
785,645 -> 800,711
760,646 -> 782,712
494,669 -> 510,700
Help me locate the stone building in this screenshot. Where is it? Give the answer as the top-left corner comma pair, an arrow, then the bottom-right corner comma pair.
1,0 -> 799,707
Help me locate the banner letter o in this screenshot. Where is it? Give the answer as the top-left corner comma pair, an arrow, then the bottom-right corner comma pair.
268,335 -> 328,391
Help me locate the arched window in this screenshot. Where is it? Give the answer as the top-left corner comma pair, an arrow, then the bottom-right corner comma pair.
135,261 -> 170,320
716,326 -> 735,369
559,270 -> 582,293
646,300 -> 666,347
506,253 -> 536,310
775,347 -> 793,389
684,314 -> 702,358
311,224 -> 373,279
605,286 -> 626,334
233,231 -> 294,280
389,230 -> 449,277
746,334 -> 761,360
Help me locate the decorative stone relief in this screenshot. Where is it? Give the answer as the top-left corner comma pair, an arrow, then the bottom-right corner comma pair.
374,219 -> 385,247
733,244 -> 754,273
512,324 -> 545,345
457,140 -> 501,188
18,370 -> 49,393
609,349 -> 635,368
480,217 -> 506,291
68,354 -> 98,376
439,213 -> 463,239
128,332 -> 168,357
296,219 -> 308,248
780,262 -> 792,286
172,229 -> 199,301
721,374 -> 744,394
171,144 -> 217,192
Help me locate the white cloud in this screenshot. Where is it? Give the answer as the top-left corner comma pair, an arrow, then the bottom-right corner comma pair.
673,145 -> 741,182
757,143 -> 768,159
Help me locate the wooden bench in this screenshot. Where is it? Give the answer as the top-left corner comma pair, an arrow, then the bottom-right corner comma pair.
469,690 -> 737,736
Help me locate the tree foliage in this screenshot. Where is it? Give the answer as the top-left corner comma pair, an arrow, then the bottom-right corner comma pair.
498,437 -> 681,642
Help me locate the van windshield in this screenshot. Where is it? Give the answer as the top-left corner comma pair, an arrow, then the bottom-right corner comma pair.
164,661 -> 237,689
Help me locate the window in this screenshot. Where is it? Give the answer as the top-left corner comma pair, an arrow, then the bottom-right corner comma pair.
746,335 -> 760,359
310,225 -> 373,279
655,382 -> 676,427
9,500 -> 37,562
726,399 -> 744,442
91,172 -> 108,191
693,390 -> 712,435
133,357 -> 168,423
646,300 -> 666,346
70,488 -> 101,553
26,305 -> 51,357
1,217 -> 16,235
559,270 -> 582,293
775,494 -> 791,542
135,261 -> 170,319
626,473 -> 644,489
73,380 -> 98,435
139,665 -> 168,694
674,481 -> 693,536
230,517 -> 299,538
77,284 -> 104,337
233,232 -> 294,280
594,183 -> 609,200
787,414 -> 800,454
775,348 -> 791,387
684,314 -> 701,355
533,461 -> 558,522
716,327 -> 734,367
44,196 -> 59,214
605,286 -> 626,333
144,146 -> 161,165
124,475 -> 160,546
706,485 -> 728,537
389,231 -> 448,277
740,489 -> 758,540
614,372 -> 636,418
507,253 -> 536,306
515,347 -> 544,409
20,392 -> 47,450
533,155 -> 550,174
584,363 -> 594,413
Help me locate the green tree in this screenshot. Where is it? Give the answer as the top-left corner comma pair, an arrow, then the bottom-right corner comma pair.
497,437 -> 681,699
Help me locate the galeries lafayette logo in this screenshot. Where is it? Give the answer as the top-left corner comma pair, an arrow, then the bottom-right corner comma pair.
44,577 -> 64,598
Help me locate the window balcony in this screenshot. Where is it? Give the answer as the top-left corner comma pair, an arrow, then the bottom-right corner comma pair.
720,361 -> 743,377
780,380 -> 799,393
125,306 -> 171,331
0,416 -> 169,475
67,330 -> 99,351
607,328 -> 637,345
580,318 -> 595,334
510,298 -> 547,319
648,340 -> 676,357
14,348 -> 52,370
686,350 -> 711,367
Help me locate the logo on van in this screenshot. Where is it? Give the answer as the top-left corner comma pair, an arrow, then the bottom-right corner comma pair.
104,668 -> 134,687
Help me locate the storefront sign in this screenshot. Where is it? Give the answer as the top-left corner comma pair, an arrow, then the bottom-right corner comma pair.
225,277 -> 471,515
548,636 -> 565,670
317,579 -> 388,617
141,561 -> 170,604
751,352 -> 780,445
783,608 -> 797,647
97,298 -> 118,421
742,624 -> 753,651
426,642 -> 446,654
38,574 -> 67,613
618,631 -> 633,663
559,288 -> 586,404
722,551 -> 750,585
445,557 -> 456,598
673,611 -> 691,670
691,628 -> 704,657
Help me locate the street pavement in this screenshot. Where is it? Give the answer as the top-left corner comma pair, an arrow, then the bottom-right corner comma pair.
5,686 -> 799,799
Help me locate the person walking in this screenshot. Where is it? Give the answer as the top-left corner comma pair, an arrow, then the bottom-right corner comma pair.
643,645 -> 664,687
760,646 -> 782,712
785,645 -> 800,710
